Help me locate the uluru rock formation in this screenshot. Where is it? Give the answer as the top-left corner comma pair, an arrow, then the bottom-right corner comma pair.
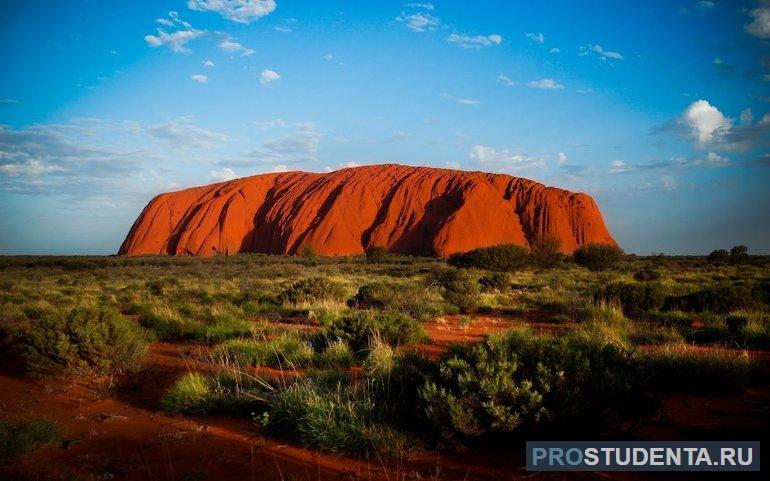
119,164 -> 617,257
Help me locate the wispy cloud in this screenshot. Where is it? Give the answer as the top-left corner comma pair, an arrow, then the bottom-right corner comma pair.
447,33 -> 502,48
187,0 -> 276,24
148,117 -> 227,149
497,73 -> 515,86
396,12 -> 440,32
527,78 -> 564,90
190,74 -> 208,83
0,99 -> 19,105
218,39 -> 255,56
580,44 -> 624,61
145,28 -> 204,53
441,93 -> 480,105
745,4 -> 770,38
469,145 -> 544,173
525,32 -> 545,43
209,167 -> 238,182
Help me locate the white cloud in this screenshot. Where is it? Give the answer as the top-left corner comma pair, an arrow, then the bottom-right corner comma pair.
525,32 -> 545,43
527,78 -> 564,90
144,28 -> 204,53
260,69 -> 281,85
580,44 -> 624,61
682,99 -> 732,144
397,12 -> 440,32
609,160 -> 630,173
148,118 -> 227,149
0,159 -> 65,177
190,74 -> 208,83
441,93 -> 480,105
746,6 -> 770,38
203,59 -> 214,67
392,131 -> 410,141
187,0 -> 276,24
497,73 -> 515,86
447,33 -> 502,48
696,1 -> 716,11
405,2 -> 434,10
218,39 -> 254,56
0,99 -> 19,105
322,53 -> 333,61
274,26 -> 292,33
469,145 -> 544,172
694,151 -> 730,166
209,167 -> 238,182
236,129 -> 322,166
549,47 -> 561,53
740,108 -> 753,125
557,152 -> 567,165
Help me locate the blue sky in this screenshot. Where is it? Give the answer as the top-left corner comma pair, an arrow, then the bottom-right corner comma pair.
1,0 -> 769,255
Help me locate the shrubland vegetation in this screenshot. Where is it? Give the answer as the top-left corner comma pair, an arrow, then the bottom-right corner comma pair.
0,243 -> 768,459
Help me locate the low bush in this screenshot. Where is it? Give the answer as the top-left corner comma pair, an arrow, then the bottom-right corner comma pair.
349,281 -> 440,319
0,419 -> 64,463
573,244 -> 624,271
420,329 -> 652,439
318,311 -> 424,351
478,272 -> 511,293
138,303 -> 198,340
663,284 -> 756,314
447,244 -> 529,272
707,249 -> 730,265
729,245 -> 749,265
595,282 -> 666,318
633,268 -> 662,282
25,306 -> 148,376
317,339 -> 354,368
160,372 -> 268,415
530,234 -> 565,268
437,270 -> 480,313
279,277 -> 347,305
365,246 -> 390,263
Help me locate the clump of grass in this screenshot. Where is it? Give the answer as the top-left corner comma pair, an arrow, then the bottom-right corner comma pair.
317,311 -> 424,351
213,332 -> 314,369
437,269 -> 480,313
0,419 -> 64,462
138,302 -> 200,340
628,325 -> 684,346
191,313 -> 253,344
317,339 -> 354,368
641,345 -> 755,394
24,306 -> 148,376
160,371 -> 269,415
363,339 -> 396,378
349,281 -> 442,320
595,282 -> 666,318
478,272 -> 511,293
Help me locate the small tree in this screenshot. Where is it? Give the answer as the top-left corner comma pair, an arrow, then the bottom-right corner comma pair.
299,245 -> 318,261
707,249 -> 729,265
729,245 -> 749,265
572,243 -> 624,271
447,244 -> 529,272
530,234 -> 564,268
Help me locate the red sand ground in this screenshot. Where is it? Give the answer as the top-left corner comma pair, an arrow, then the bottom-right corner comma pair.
1,315 -> 767,481
119,164 -> 617,257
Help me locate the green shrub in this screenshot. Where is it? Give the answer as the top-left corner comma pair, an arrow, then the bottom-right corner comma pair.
572,243 -> 624,271
729,245 -> 749,265
448,244 -> 529,272
214,333 -> 314,368
25,306 -> 148,376
279,277 -> 347,305
365,246 -> 390,263
363,339 -> 396,378
628,325 -> 684,346
350,281 -> 440,319
478,272 -> 510,293
707,249 -> 729,265
138,303 -> 199,340
420,329 -> 651,439
633,268 -> 662,282
641,346 -> 754,394
595,282 -> 666,318
0,419 -> 64,463
530,234 -> 564,268
438,270 -> 480,313
663,284 -> 756,314
318,311 -> 424,351
191,314 -> 253,344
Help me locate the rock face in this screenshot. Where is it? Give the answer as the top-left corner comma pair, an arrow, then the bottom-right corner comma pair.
119,164 -> 617,257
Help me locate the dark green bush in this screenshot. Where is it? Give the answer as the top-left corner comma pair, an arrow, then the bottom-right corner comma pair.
0,419 -> 64,462
573,244 -> 624,271
641,347 -> 754,394
24,306 -> 148,376
318,311 -> 424,351
663,284 -> 756,314
437,270 -> 480,313
530,234 -> 564,268
633,268 -> 662,282
595,282 -> 666,318
707,249 -> 729,265
420,329 -> 652,439
365,246 -> 390,263
349,281 -> 440,319
478,272 -> 511,293
279,277 -> 347,304
729,245 -> 749,265
447,244 -> 529,272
